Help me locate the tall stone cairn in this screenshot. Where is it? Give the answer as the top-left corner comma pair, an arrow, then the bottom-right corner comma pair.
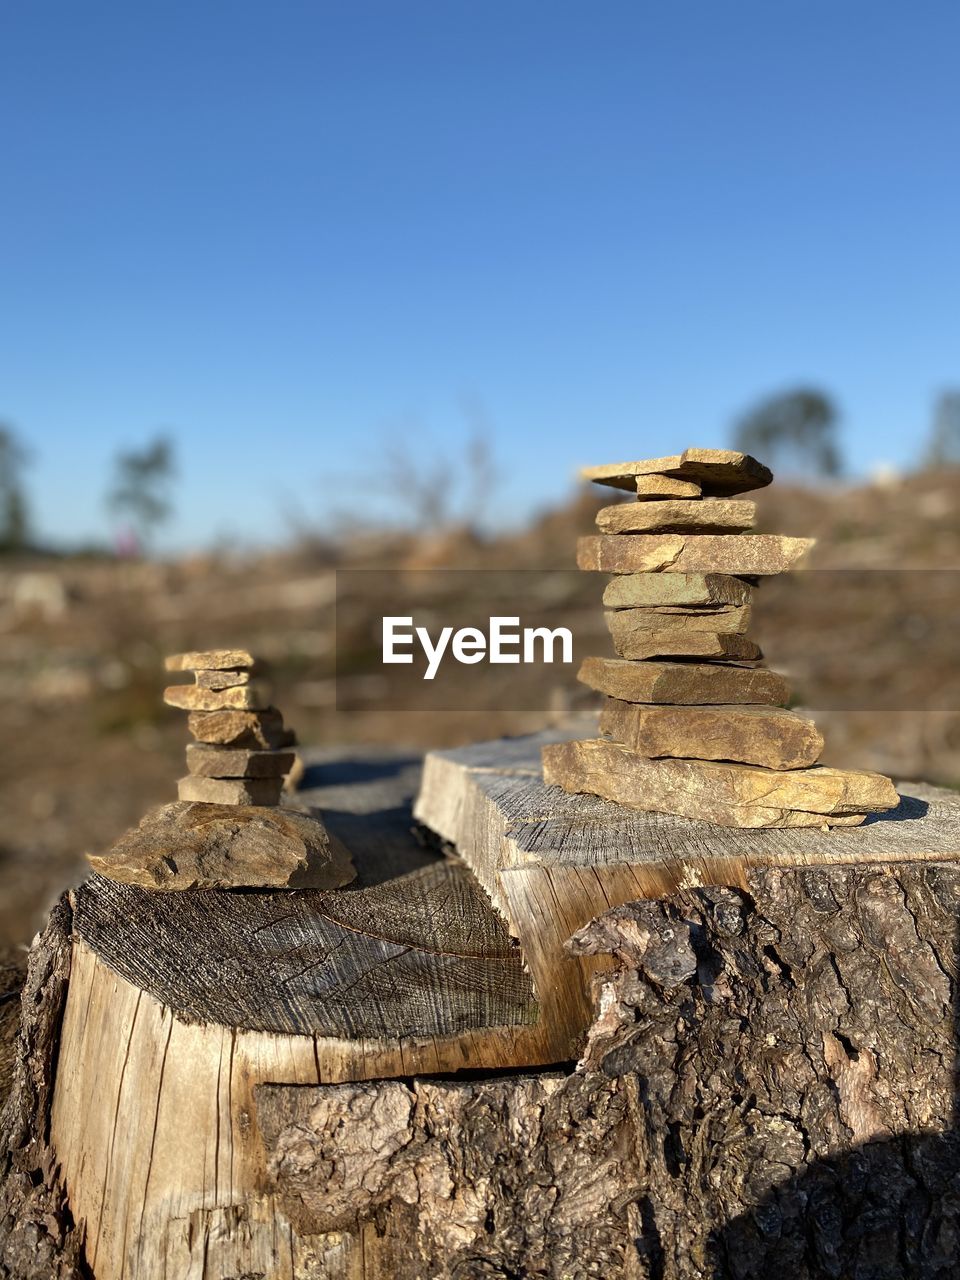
542,447 -> 901,828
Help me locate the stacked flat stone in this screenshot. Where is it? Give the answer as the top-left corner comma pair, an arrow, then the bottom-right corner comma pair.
542,447 -> 900,829
163,649 -> 296,806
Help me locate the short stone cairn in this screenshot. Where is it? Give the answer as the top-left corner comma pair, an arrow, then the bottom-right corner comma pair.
542,447 -> 901,829
86,649 -> 353,890
163,648 -> 297,806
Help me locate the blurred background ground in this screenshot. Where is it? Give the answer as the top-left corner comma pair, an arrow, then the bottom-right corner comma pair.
2,463 -> 959,949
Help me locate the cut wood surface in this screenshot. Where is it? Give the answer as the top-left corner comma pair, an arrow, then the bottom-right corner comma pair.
73,862 -> 535,1039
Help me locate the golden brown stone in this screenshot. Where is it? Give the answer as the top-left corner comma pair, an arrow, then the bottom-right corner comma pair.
578,656 -> 789,705
541,738 -> 898,828
596,499 -> 756,535
606,604 -> 753,638
602,573 -> 752,609
87,801 -> 355,890
187,709 -> 294,749
600,699 -> 824,769
164,683 -> 271,712
577,534 -> 814,575
164,649 -> 255,672
195,669 -> 252,690
608,630 -> 761,661
185,743 -> 296,779
634,474 -> 702,500
582,447 -> 772,496
177,775 -> 283,805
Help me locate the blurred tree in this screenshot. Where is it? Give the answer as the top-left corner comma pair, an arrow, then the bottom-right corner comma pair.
0,425 -> 30,552
106,435 -> 176,552
733,388 -> 841,477
925,392 -> 960,466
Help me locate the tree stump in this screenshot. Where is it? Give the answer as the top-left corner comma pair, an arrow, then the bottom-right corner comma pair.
2,733 -> 959,1278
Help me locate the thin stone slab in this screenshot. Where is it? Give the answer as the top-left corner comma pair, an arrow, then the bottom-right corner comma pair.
542,738 -> 899,829
86,800 -> 356,891
195,669 -> 251,690
596,499 -> 756,535
579,656 -> 790,705
606,604 -> 753,638
178,775 -> 284,805
634,474 -> 702,500
165,649 -> 255,672
582,448 -> 772,496
600,699 -> 824,769
608,630 -> 761,661
188,708 -> 294,748
164,682 -> 271,712
603,572 -> 752,609
185,743 -> 296,778
578,534 -> 814,575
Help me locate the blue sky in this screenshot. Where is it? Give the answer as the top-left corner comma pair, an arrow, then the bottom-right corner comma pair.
2,1 -> 958,549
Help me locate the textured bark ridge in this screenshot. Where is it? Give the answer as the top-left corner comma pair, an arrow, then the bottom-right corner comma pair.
259,860 -> 960,1280
0,899 -> 82,1280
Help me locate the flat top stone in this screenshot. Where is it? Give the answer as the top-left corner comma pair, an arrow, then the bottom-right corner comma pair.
165,649 -> 256,672
582,448 -> 772,496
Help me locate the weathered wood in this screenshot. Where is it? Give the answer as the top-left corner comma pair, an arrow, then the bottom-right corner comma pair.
49,750 -> 567,1280
415,725 -> 960,1075
256,860 -> 960,1278
73,863 -> 535,1039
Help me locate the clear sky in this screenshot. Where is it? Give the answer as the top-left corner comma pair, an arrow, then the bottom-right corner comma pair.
2,1 -> 958,550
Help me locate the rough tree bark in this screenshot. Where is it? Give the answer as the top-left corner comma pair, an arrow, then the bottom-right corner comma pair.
0,899 -> 82,1280
259,860 -> 960,1280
